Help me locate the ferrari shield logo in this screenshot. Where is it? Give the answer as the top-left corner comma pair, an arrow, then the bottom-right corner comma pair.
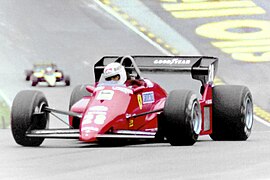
137,94 -> 142,110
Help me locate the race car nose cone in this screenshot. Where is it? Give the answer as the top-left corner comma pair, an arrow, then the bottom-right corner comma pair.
44,74 -> 56,86
80,127 -> 98,142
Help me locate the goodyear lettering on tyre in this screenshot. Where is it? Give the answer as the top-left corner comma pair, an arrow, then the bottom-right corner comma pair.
129,119 -> 134,127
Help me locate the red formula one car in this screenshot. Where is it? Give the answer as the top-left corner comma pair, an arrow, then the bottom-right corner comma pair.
11,56 -> 254,146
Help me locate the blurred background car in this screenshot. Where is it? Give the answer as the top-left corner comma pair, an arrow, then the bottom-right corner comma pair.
25,63 -> 70,87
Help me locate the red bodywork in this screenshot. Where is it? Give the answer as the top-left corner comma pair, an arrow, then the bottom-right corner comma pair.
69,80 -> 213,143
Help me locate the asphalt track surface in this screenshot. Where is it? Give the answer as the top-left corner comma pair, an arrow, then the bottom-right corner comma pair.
1,0 -> 270,179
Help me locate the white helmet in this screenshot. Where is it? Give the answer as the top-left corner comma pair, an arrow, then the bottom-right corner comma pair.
103,62 -> 127,85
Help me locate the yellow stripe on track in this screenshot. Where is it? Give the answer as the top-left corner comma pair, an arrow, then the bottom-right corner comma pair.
171,7 -> 265,18
160,0 -> 177,2
212,39 -> 270,48
162,1 -> 257,11
220,46 -> 270,53
254,105 -> 270,123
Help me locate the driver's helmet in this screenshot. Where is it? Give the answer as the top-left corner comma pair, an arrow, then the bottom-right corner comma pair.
103,62 -> 127,85
46,66 -> 52,72
45,66 -> 53,74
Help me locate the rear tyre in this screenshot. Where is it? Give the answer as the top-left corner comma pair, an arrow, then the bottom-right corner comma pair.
210,85 -> 253,141
162,90 -> 202,146
11,90 -> 49,146
69,84 -> 92,128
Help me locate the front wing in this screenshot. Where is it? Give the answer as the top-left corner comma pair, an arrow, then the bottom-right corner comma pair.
26,129 -> 156,140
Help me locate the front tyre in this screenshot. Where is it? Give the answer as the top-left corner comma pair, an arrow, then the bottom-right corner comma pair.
69,84 -> 91,128
64,75 -> 70,86
69,84 -> 92,110
11,90 -> 49,146
210,85 -> 253,141
31,76 -> 38,86
163,90 -> 202,146
25,70 -> 32,81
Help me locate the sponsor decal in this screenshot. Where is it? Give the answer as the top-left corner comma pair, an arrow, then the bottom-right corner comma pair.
153,58 -> 191,65
82,114 -> 94,125
96,90 -> 114,100
81,127 -> 91,133
104,65 -> 121,75
145,128 -> 158,132
129,119 -> 134,127
94,114 -> 106,125
89,106 -> 108,111
104,67 -> 113,74
83,111 -> 107,125
142,91 -> 155,104
205,99 -> 212,105
90,111 -> 106,115
89,127 -> 99,131
95,86 -> 105,91
112,86 -> 133,94
81,126 -> 99,132
137,94 -> 143,109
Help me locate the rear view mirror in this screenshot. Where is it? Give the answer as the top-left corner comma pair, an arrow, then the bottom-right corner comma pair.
86,86 -> 95,93
133,86 -> 145,93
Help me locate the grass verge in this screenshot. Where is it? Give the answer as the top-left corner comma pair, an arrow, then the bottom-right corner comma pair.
0,97 -> 10,129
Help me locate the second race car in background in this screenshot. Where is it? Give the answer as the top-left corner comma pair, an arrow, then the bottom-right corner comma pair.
25,63 -> 70,87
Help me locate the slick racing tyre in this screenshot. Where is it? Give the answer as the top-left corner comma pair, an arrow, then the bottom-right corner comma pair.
163,90 -> 202,146
69,84 -> 92,128
31,76 -> 38,86
210,85 -> 253,141
69,84 -> 92,110
11,90 -> 49,146
25,70 -> 32,81
64,75 -> 70,86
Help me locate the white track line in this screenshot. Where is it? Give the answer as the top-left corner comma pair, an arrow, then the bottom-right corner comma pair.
254,116 -> 270,127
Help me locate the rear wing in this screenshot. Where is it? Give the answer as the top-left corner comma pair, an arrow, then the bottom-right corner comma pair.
94,55 -> 218,85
